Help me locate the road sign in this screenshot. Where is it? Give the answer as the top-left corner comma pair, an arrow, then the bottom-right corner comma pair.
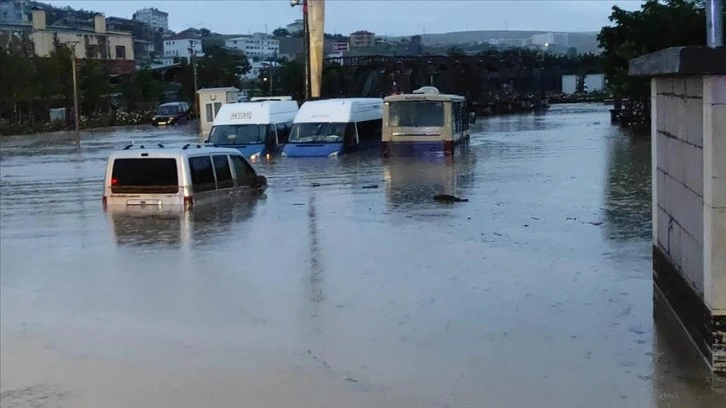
332,42 -> 349,52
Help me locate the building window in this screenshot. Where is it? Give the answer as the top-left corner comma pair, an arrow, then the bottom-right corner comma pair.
86,45 -> 98,58
115,45 -> 126,59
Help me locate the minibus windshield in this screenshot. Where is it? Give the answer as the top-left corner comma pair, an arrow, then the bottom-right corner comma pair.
289,122 -> 346,143
209,124 -> 271,145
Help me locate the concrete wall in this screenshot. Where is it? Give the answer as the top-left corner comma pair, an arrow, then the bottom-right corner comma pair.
703,76 -> 726,313
584,74 -> 605,92
561,75 -> 576,94
652,77 -> 706,297
651,74 -> 726,373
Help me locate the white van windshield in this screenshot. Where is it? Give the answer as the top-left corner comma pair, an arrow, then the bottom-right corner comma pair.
389,101 -> 445,127
289,122 -> 346,143
209,124 -> 272,145
111,158 -> 179,194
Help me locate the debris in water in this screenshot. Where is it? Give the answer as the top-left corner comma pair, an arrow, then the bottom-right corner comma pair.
362,184 -> 378,189
343,376 -> 358,383
433,194 -> 468,203
311,183 -> 321,187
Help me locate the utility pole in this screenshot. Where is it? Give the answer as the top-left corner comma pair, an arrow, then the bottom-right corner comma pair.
290,0 -> 311,101
188,40 -> 199,120
67,41 -> 80,143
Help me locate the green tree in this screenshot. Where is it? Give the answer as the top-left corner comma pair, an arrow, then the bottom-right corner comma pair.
273,28 -> 289,37
597,0 -> 711,99
79,59 -> 110,114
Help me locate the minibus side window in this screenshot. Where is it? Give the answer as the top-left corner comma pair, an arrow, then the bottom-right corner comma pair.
189,156 -> 216,192
344,123 -> 357,146
230,155 -> 256,186
212,155 -> 234,189
356,119 -> 383,141
276,122 -> 290,144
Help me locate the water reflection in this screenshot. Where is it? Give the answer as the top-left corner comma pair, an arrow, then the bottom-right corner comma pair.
305,192 -> 325,320
603,132 -> 652,242
108,195 -> 261,248
383,153 -> 476,209
652,290 -> 726,407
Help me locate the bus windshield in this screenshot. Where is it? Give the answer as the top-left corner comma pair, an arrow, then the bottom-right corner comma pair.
389,101 -> 445,127
209,124 -> 271,145
289,122 -> 346,143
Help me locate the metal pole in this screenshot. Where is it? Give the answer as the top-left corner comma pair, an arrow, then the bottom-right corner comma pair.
706,0 -> 724,47
70,44 -> 80,142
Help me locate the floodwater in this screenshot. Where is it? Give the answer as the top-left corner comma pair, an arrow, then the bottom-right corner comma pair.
1,104 -> 724,407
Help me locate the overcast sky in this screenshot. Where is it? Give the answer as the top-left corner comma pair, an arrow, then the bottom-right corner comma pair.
48,0 -> 644,36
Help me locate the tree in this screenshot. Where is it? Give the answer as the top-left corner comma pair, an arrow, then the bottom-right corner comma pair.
273,28 -> 289,37
79,59 -> 110,114
177,46 -> 251,101
597,0 -> 712,100
447,46 -> 465,57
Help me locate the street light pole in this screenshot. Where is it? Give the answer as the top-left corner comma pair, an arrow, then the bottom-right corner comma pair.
67,41 -> 80,143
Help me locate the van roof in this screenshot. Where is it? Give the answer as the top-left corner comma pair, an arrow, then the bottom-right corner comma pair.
108,144 -> 244,160
294,98 -> 383,124
212,100 -> 299,126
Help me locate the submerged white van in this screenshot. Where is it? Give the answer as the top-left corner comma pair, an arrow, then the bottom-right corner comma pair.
281,98 -> 383,157
103,143 -> 267,210
206,97 -> 299,160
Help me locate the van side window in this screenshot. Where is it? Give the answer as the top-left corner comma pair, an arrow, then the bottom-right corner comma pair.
188,156 -> 216,192
230,155 -> 256,186
212,155 -> 234,189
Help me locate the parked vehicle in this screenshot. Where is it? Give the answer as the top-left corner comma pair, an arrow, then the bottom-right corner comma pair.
205,97 -> 298,160
382,87 -> 475,156
152,102 -> 191,126
281,98 -> 383,157
103,144 -> 267,211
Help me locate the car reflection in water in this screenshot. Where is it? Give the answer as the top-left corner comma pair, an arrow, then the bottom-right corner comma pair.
383,152 -> 477,211
107,194 -> 262,249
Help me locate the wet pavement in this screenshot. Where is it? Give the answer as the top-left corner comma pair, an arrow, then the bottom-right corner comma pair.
1,104 -> 725,407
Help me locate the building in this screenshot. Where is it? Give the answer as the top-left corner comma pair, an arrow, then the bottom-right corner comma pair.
225,33 -> 279,59
163,32 -> 203,60
350,30 -> 375,48
531,32 -> 569,47
286,19 -> 303,34
0,0 -> 32,24
21,8 -> 135,74
106,16 -> 160,62
132,7 -> 168,32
